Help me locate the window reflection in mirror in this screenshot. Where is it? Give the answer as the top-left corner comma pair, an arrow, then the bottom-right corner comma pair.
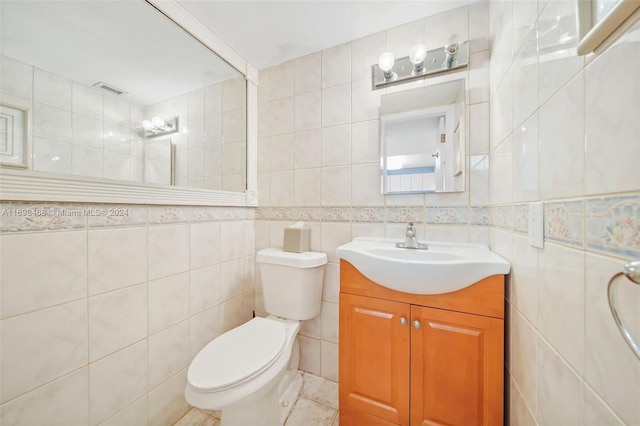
0,0 -> 247,193
379,78 -> 465,194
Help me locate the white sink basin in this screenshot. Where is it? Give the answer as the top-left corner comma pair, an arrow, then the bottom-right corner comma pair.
336,237 -> 510,295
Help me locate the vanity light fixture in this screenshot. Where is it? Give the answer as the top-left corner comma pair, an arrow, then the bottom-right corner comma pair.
377,52 -> 397,82
136,116 -> 179,138
372,41 -> 469,89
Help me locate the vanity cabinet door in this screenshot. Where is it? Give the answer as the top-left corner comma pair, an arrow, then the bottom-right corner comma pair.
409,305 -> 504,426
339,293 -> 410,426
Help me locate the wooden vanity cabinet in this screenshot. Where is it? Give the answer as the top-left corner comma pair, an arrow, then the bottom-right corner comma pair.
339,260 -> 505,426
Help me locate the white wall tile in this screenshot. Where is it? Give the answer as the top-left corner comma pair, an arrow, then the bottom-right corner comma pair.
298,336 -> 321,376
149,321 -> 189,390
88,227 -> 147,296
321,84 -> 351,127
190,264 -> 221,315
351,78 -> 380,123
511,113 -> 538,202
1,231 -> 86,318
321,125 -> 351,167
469,1 -> 490,53
190,222 -> 221,269
584,254 -> 640,425
351,120 -> 379,164
205,83 -> 222,116
148,225 -> 190,280
295,52 -> 321,95
294,168 -> 322,206
585,34 -> 640,195
321,166 -> 351,206
72,145 -> 104,178
100,397 -> 148,426
148,272 -> 190,335
320,341 -> 338,382
33,137 -> 73,174
34,68 -> 72,110
538,244 -> 585,374
537,0 -> 584,106
1,301 -> 87,403
188,89 -> 205,119
322,43 -> 351,89
270,97 -> 295,136
510,309 -> 538,413
89,341 -> 147,426
583,385 -> 625,426
270,134 -> 295,171
270,61 -> 295,101
72,83 -> 103,120
34,103 -> 71,142
294,130 -> 322,169
148,369 -> 189,426
103,95 -> 130,126
538,73 -> 585,199
189,306 -> 223,358
423,7 -> 469,51
1,55 -> 33,100
88,284 -> 147,361
0,369 -> 88,426
509,378 -> 536,426
295,91 -> 322,131
469,50 -> 490,104
351,163 -> 385,206
536,338 -> 583,425
270,170 -> 295,206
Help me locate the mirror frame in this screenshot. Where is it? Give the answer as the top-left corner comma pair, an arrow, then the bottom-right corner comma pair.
577,0 -> 640,55
0,0 -> 259,207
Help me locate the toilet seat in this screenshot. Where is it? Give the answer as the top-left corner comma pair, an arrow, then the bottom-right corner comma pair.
188,317 -> 287,392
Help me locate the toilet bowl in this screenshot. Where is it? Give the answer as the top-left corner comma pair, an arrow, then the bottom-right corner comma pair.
185,248 -> 327,426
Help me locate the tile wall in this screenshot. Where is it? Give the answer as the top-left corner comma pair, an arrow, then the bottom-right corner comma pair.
254,2 -> 492,381
0,203 -> 255,426
0,55 -> 246,191
0,55 -> 146,181
488,0 -> 640,424
144,75 -> 247,192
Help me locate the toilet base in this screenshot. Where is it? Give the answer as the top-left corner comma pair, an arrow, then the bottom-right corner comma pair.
278,370 -> 302,424
218,369 -> 303,426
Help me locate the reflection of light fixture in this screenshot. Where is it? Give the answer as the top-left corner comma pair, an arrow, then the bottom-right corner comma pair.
409,44 -> 427,73
136,116 -> 179,138
372,41 -> 469,89
377,52 -> 397,82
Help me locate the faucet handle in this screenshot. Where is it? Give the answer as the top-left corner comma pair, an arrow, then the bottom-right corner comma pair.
406,222 -> 415,237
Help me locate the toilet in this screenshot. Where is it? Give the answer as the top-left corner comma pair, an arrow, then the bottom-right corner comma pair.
185,248 -> 327,426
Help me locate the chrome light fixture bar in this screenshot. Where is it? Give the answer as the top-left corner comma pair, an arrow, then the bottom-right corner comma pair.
372,41 -> 470,90
136,116 -> 180,138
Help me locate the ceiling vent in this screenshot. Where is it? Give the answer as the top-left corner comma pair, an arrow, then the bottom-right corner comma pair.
92,81 -> 126,96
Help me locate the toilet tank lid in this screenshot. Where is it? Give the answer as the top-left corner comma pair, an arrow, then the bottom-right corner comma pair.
257,248 -> 327,268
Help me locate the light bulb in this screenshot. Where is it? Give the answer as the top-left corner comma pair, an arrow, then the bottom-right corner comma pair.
409,44 -> 427,65
151,116 -> 165,128
377,52 -> 395,73
141,120 -> 153,130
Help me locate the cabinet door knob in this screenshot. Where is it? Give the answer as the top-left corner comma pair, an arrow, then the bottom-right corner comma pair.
400,317 -> 408,326
413,320 -> 422,329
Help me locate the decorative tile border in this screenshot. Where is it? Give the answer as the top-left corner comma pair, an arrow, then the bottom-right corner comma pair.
294,207 -> 323,222
352,207 -> 385,223
190,207 -> 221,222
386,206 -> 424,223
509,204 -> 529,234
148,206 -> 189,225
323,207 -> 350,222
426,207 -> 469,225
87,204 -> 148,228
5,193 -> 636,263
0,202 -> 86,233
544,200 -> 584,248
587,195 -> 640,258
470,206 -> 489,226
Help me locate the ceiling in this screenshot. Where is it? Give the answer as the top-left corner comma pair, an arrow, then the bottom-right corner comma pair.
177,0 -> 477,70
0,0 -> 476,107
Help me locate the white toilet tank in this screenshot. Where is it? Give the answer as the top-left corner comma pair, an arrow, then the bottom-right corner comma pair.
256,248 -> 327,320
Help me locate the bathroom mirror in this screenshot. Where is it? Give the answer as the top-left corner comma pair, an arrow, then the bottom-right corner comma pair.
380,78 -> 465,194
0,0 -> 257,206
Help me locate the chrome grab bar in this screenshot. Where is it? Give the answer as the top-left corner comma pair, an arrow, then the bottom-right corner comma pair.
607,260 -> 640,361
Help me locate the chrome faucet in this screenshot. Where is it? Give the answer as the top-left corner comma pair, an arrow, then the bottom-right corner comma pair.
396,222 -> 428,250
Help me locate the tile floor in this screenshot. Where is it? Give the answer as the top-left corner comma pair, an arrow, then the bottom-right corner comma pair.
174,372 -> 339,426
